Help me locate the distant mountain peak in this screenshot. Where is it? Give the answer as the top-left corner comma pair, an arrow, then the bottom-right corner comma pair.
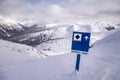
0,16 -> 18,25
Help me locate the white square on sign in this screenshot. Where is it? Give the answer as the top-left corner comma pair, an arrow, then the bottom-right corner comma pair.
74,33 -> 82,41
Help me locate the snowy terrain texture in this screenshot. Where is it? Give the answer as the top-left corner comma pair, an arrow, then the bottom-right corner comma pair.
0,24 -> 120,80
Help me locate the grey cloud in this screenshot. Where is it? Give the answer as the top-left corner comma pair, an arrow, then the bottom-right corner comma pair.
98,10 -> 120,16
0,0 -> 120,23
0,0 -> 31,15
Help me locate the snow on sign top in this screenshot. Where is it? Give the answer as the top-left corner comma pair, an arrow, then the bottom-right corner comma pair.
71,32 -> 91,53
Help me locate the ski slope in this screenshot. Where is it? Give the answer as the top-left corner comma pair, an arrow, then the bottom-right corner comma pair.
0,29 -> 120,80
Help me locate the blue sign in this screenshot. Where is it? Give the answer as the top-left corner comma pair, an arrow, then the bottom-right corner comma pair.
71,32 -> 91,53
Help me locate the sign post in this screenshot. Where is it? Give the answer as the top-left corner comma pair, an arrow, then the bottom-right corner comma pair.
75,54 -> 81,71
71,32 -> 91,71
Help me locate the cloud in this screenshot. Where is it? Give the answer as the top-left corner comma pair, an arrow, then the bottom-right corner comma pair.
47,5 -> 63,16
0,0 -> 120,23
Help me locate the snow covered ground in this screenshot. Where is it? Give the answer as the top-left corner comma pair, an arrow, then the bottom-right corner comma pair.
0,27 -> 120,80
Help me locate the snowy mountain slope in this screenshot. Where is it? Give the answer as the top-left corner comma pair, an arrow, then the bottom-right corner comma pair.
88,29 -> 120,79
0,17 -> 23,30
1,21 -> 117,56
36,22 -> 119,55
0,29 -> 120,80
0,17 -> 120,56
0,19 -> 53,46
0,39 -> 43,62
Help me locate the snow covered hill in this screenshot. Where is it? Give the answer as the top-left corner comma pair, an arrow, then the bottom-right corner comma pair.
0,40 -> 44,61
36,22 -> 119,55
0,17 -> 120,56
0,28 -> 120,80
0,20 -> 94,55
0,18 -> 53,47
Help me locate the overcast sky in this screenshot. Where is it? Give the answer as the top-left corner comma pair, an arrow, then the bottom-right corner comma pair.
0,0 -> 120,23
